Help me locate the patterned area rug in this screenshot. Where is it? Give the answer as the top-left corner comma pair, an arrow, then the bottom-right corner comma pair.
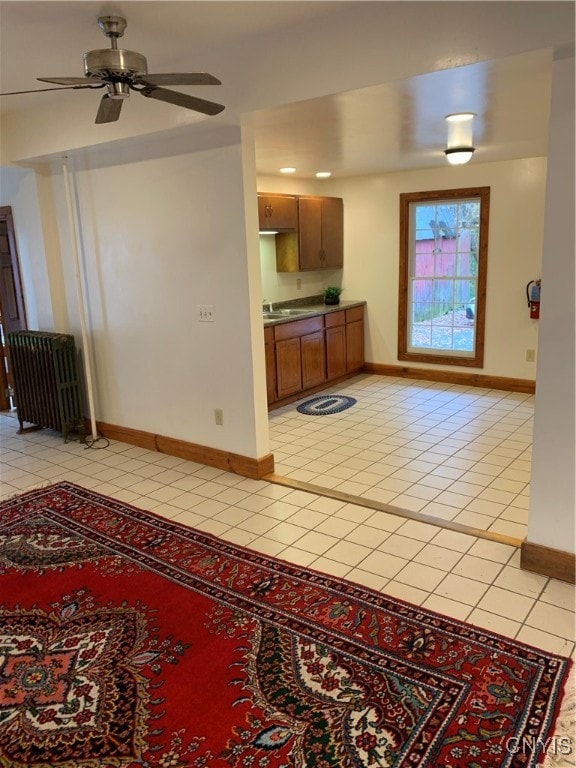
297,395 -> 357,415
0,482 -> 572,767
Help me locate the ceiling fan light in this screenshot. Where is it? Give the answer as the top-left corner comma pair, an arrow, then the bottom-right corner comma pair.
444,147 -> 475,165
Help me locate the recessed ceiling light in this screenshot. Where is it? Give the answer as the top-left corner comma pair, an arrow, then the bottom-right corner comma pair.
279,167 -> 296,174
316,171 -> 331,178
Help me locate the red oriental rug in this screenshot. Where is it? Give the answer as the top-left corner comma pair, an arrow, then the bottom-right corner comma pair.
0,482 -> 572,768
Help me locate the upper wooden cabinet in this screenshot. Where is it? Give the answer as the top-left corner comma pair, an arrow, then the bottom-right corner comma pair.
258,194 -> 298,231
258,192 -> 344,272
298,196 -> 343,271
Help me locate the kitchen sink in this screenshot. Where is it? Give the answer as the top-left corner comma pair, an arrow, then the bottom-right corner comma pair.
263,308 -> 316,319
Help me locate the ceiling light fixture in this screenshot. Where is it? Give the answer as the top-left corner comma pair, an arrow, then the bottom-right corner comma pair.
444,113 -> 475,165
279,167 -> 296,174
315,171 -> 331,178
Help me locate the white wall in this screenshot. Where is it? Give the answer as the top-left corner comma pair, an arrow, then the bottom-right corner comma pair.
528,52 -> 575,554
36,142 -> 265,458
260,159 -> 547,380
338,159 -> 546,379
0,166 -> 52,330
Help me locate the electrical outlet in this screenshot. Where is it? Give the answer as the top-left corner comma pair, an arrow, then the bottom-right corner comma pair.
526,349 -> 536,362
296,278 -> 302,290
197,304 -> 214,322
214,408 -> 224,425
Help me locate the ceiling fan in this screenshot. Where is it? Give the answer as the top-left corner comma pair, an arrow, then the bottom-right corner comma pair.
0,15 -> 225,124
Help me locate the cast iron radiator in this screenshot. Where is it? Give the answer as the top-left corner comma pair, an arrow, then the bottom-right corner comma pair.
7,331 -> 83,439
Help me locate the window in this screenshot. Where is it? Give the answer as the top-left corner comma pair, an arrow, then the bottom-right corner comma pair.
398,187 -> 490,368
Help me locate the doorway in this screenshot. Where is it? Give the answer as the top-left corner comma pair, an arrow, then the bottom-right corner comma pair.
0,206 -> 27,410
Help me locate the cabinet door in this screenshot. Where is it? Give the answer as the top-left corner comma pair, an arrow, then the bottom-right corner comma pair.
325,325 -> 347,380
301,331 -> 326,389
265,340 -> 277,403
258,195 -> 298,231
321,197 -> 344,269
346,320 -> 365,372
297,197 -> 323,270
276,337 -> 302,398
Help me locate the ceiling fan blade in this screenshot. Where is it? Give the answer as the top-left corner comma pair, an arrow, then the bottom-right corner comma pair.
140,87 -> 224,116
38,76 -> 103,85
0,84 -> 103,95
139,73 -> 221,87
95,94 -> 124,124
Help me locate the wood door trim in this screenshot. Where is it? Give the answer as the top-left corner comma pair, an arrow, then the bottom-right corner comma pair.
0,206 -> 27,410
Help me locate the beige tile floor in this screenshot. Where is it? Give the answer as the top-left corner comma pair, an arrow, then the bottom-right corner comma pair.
269,374 -> 533,540
1,402 -> 574,666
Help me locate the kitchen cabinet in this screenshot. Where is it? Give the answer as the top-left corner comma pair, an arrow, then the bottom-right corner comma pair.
325,311 -> 347,379
301,331 -> 326,389
267,305 -> 364,407
258,194 -> 298,231
264,326 -> 277,404
274,316 -> 325,400
276,338 -> 302,399
345,306 -> 365,372
272,194 -> 344,272
298,196 -> 344,271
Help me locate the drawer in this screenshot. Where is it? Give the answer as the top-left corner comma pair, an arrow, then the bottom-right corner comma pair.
324,310 -> 346,328
346,306 -> 364,323
274,315 -> 324,341
264,326 -> 274,344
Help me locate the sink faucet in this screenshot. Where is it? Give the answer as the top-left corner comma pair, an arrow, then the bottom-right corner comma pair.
263,299 -> 273,312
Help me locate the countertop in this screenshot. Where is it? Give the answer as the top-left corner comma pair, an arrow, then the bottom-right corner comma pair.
263,299 -> 366,326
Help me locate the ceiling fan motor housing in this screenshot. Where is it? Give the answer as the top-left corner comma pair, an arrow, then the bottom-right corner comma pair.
83,49 -> 148,81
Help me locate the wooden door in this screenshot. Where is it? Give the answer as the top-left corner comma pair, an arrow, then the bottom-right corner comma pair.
298,197 -> 323,270
0,206 -> 27,410
301,331 -> 325,389
321,197 -> 344,268
276,337 -> 302,399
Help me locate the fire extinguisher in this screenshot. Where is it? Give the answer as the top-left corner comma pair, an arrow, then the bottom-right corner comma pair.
526,279 -> 541,319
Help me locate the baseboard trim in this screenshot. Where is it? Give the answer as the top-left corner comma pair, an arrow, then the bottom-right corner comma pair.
363,363 -> 535,394
520,541 -> 576,584
94,421 -> 274,480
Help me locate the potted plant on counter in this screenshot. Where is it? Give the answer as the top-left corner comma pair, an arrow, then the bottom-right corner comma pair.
323,286 -> 343,305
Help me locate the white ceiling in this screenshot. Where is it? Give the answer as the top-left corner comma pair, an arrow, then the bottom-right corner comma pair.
0,2 -> 555,178
251,49 -> 553,178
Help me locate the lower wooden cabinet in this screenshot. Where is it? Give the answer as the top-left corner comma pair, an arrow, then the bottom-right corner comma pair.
345,307 -> 365,372
276,337 -> 302,399
301,331 -> 326,389
267,306 -> 364,406
325,317 -> 347,380
264,327 -> 277,404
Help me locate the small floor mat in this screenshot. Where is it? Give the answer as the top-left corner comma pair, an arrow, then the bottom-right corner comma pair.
296,395 -> 357,415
